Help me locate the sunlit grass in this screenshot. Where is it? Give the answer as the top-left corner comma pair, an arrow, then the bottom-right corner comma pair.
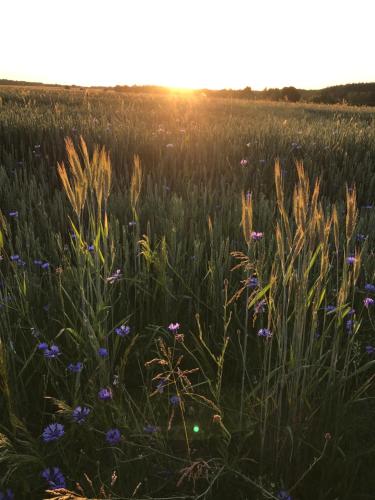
0,87 -> 374,499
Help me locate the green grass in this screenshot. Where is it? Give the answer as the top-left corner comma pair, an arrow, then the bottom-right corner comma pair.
0,86 -> 375,499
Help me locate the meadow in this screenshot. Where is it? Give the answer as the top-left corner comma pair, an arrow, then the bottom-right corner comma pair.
0,86 -> 375,500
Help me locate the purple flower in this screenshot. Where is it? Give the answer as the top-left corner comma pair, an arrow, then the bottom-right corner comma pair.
324,305 -> 336,313
240,159 -> 248,166
277,491 -> 292,500
156,379 -> 166,394
42,423 -> 64,442
37,342 -> 48,350
115,324 -> 131,337
98,347 -> 108,358
170,395 -> 181,406
144,424 -> 158,434
72,406 -> 91,424
251,231 -> 264,241
356,234 -> 367,242
67,362 -> 83,373
105,428 -> 121,445
365,283 -> 375,293
88,244 -> 94,252
44,345 -> 61,358
246,276 -> 259,288
10,255 -> 20,262
34,259 -> 43,266
346,256 -> 356,265
41,262 -> 50,270
365,345 -> 375,355
257,328 -> 272,339
364,297 -> 375,308
128,221 -> 137,227
98,388 -> 112,401
0,490 -> 14,500
168,322 -> 180,332
8,211 -> 18,218
41,467 -> 66,489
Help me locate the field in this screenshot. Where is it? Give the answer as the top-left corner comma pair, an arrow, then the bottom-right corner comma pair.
0,86 -> 375,500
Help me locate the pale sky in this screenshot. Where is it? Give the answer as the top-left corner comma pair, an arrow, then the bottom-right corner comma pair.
1,0 -> 374,90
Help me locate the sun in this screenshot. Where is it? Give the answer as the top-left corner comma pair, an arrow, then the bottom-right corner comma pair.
167,86 -> 197,95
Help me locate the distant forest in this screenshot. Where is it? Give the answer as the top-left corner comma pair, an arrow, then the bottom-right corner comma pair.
1,79 -> 375,106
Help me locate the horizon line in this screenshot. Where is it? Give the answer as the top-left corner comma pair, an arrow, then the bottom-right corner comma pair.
1,77 -> 375,93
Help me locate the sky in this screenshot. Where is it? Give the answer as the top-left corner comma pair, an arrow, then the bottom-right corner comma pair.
1,0 -> 374,90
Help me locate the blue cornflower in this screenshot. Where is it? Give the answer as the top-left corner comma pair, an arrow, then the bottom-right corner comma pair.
67,362 -> 83,373
98,388 -> 112,401
106,428 -> 121,445
37,342 -> 48,350
277,490 -> 292,500
257,328 -> 272,339
156,379 -> 166,393
10,255 -> 20,261
72,406 -> 91,424
42,423 -> 64,442
98,347 -> 108,358
365,345 -> 375,355
324,305 -> 336,313
34,259 -> 43,266
247,276 -> 258,288
88,244 -> 94,252
41,262 -> 50,270
346,256 -> 356,265
41,467 -> 66,489
364,297 -> 375,308
170,395 -> 181,406
356,234 -> 367,242
365,283 -> 375,293
0,489 -> 14,500
44,345 -> 61,358
144,424 -> 158,434
115,324 -> 131,337
8,211 -> 18,218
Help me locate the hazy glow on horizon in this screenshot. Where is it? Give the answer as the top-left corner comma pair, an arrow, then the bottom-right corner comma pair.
1,0 -> 374,90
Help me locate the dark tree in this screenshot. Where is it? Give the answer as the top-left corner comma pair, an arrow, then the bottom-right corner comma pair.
280,86 -> 301,102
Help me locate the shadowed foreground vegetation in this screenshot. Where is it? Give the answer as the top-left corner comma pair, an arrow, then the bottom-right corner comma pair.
0,87 -> 375,499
